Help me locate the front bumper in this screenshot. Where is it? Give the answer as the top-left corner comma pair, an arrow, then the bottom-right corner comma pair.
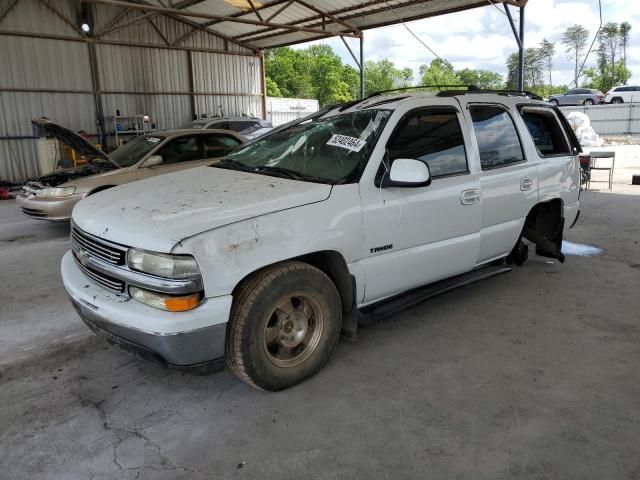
61,251 -> 232,367
16,193 -> 83,221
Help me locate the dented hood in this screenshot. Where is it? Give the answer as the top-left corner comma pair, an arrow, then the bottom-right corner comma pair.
72,166 -> 332,252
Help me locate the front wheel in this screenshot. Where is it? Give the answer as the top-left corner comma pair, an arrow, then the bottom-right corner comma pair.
584,98 -> 595,105
225,261 -> 342,391
611,97 -> 624,104
549,99 -> 559,106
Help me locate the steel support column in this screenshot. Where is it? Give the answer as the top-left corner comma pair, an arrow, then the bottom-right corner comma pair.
504,3 -> 525,91
518,5 -> 525,92
359,35 -> 364,99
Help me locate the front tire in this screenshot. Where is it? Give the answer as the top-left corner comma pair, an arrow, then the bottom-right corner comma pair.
611,97 -> 623,104
584,98 -> 595,105
225,261 -> 342,391
549,99 -> 559,106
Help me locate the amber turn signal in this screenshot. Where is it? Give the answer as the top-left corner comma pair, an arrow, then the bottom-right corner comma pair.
164,294 -> 200,312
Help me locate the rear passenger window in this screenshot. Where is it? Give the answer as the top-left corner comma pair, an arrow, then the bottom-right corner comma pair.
520,108 -> 570,156
469,105 -> 524,169
387,107 -> 467,177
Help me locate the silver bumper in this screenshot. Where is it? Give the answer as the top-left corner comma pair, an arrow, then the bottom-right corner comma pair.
70,295 -> 226,368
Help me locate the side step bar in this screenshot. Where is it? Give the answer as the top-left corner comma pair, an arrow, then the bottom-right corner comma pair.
359,262 -> 512,325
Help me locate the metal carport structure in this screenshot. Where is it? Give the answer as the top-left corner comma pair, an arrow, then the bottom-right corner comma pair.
86,0 -> 529,97
0,0 -> 528,182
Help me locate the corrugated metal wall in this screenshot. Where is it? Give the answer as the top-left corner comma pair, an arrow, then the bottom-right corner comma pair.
0,0 -> 263,182
559,104 -> 640,135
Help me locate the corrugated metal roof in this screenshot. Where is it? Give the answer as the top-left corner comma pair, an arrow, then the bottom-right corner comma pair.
91,0 -> 525,50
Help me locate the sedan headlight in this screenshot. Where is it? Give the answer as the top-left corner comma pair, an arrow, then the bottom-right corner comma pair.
127,248 -> 200,279
39,186 -> 76,197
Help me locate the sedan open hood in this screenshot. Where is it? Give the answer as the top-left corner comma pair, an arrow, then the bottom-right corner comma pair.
32,119 -> 112,163
72,166 -> 332,252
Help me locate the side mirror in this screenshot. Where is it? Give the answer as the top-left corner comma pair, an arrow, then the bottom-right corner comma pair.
383,158 -> 431,187
142,155 -> 163,168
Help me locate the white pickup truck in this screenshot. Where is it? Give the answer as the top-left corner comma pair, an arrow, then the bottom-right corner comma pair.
62,90 -> 581,391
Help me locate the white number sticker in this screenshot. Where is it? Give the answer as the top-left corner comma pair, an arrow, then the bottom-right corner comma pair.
326,134 -> 367,153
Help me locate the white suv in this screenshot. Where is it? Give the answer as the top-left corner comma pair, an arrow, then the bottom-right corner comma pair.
61,90 -> 581,391
605,85 -> 640,104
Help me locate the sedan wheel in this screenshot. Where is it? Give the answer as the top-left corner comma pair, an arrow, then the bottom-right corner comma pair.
585,99 -> 595,105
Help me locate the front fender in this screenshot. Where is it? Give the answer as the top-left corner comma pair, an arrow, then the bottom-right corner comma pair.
173,184 -> 365,300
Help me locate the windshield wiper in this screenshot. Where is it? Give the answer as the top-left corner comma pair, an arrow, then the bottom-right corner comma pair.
212,158 -> 255,173
254,166 -> 332,184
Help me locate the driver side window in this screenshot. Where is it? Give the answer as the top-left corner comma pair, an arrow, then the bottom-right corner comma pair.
386,107 -> 468,178
157,136 -> 202,164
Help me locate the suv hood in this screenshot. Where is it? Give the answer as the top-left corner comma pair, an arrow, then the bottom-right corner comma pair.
73,166 -> 332,252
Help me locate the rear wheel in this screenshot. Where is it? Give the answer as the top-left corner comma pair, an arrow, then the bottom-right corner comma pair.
549,99 -> 559,106
225,261 -> 342,391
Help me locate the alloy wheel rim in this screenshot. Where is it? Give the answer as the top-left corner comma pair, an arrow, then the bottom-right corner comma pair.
262,293 -> 324,368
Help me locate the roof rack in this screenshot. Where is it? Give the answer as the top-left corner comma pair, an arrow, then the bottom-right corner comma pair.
361,84 -> 543,101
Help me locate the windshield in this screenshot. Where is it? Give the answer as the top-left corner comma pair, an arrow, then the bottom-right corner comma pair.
214,109 -> 391,184
179,121 -> 205,129
110,135 -> 165,168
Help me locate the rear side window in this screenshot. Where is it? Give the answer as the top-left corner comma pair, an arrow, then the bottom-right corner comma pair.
387,107 -> 468,177
469,105 -> 524,170
520,108 -> 571,156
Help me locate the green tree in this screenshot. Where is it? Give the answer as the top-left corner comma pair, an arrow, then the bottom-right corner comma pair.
456,68 -> 503,89
265,77 -> 282,97
561,25 -> 590,87
584,22 -> 633,92
364,59 -> 414,96
419,59 -> 458,87
506,48 -> 545,94
539,38 -> 556,96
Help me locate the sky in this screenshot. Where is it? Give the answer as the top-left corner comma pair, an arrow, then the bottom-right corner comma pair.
294,0 -> 640,88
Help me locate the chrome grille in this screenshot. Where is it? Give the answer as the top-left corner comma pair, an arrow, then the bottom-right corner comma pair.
71,225 -> 126,265
73,254 -> 125,293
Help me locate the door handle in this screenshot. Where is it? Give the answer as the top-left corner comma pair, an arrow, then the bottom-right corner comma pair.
460,189 -> 480,205
520,177 -> 534,191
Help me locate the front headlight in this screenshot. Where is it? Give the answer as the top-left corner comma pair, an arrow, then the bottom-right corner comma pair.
39,186 -> 76,197
127,248 -> 200,279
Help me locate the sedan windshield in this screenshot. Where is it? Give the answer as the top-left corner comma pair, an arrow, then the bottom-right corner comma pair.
179,121 -> 206,129
213,109 -> 391,184
109,135 -> 165,168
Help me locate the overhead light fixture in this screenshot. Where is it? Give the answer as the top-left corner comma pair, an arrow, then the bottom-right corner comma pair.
81,23 -> 90,33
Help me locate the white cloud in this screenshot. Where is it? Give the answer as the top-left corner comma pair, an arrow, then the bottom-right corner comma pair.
293,0 -> 640,88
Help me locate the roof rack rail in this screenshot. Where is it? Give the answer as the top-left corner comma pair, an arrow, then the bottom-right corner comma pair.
436,88 -> 543,101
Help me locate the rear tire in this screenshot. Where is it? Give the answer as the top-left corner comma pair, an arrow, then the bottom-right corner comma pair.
549,99 -> 559,106
225,261 -> 342,391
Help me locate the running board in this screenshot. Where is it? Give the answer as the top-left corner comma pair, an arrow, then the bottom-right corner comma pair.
359,262 -> 512,325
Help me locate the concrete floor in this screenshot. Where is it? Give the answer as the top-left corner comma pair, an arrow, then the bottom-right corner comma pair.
1,184 -> 639,479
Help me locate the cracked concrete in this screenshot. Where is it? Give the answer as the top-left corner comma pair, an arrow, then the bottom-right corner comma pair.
1,184 -> 640,479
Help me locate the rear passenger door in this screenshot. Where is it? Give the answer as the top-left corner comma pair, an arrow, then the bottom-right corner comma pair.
461,102 -> 539,264
519,105 -> 580,229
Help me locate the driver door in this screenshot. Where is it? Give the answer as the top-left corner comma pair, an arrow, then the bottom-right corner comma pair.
359,100 -> 482,304
137,134 -> 204,179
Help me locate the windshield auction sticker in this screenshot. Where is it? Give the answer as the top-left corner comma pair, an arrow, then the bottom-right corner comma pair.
326,134 -> 367,152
